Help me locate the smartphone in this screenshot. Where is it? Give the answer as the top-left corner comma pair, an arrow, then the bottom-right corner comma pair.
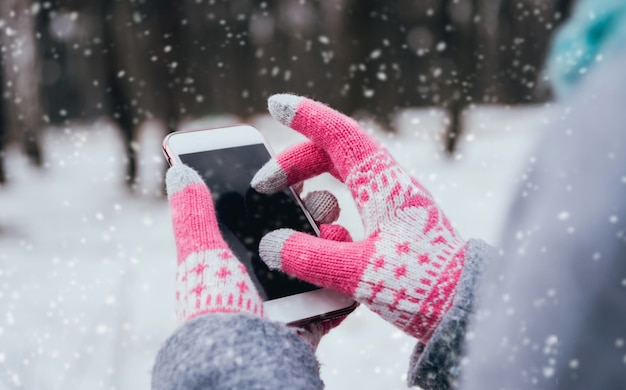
162,124 -> 356,326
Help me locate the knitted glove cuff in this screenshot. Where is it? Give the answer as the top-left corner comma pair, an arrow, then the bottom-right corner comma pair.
407,239 -> 494,389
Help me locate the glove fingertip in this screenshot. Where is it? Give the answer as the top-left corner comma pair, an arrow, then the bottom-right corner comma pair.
259,229 -> 297,270
304,190 -> 340,224
166,164 -> 205,198
268,94 -> 304,126
251,159 -> 288,194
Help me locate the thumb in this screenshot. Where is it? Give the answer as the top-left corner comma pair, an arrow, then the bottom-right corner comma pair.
166,164 -> 229,262
259,229 -> 372,297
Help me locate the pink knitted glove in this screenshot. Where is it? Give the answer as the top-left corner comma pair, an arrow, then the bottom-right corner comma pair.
253,94 -> 467,343
166,164 -> 264,323
166,164 -> 350,346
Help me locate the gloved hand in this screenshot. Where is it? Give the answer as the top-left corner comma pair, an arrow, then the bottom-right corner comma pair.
253,94 -> 467,343
166,164 -> 264,323
166,164 -> 348,347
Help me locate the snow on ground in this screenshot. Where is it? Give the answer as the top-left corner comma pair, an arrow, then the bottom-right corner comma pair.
0,105 -> 554,389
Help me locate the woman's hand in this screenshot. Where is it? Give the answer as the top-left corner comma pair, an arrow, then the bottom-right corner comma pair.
253,94 -> 467,343
166,163 -> 349,346
166,164 -> 264,323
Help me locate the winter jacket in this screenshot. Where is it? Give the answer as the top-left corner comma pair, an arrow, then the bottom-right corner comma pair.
151,239 -> 489,390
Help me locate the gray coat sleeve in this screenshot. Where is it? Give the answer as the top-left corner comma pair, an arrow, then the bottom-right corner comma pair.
406,239 -> 494,389
460,51 -> 626,388
152,313 -> 323,390
408,46 -> 626,390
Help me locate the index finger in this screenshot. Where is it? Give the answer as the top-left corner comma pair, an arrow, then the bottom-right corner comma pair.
251,141 -> 338,194
268,94 -> 381,181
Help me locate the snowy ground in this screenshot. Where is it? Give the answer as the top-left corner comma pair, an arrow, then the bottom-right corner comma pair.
0,104 -> 557,389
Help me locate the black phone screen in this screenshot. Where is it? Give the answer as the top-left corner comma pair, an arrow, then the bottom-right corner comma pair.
179,143 -> 319,301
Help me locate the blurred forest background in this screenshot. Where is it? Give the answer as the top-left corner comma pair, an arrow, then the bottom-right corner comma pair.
0,2 -> 580,388
0,0 -> 574,190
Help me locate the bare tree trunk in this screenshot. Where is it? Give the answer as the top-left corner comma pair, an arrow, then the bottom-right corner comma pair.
441,0 -> 480,153
344,0 -> 404,130
247,0 -> 284,112
343,0 -> 450,130
316,0 -> 354,112
0,0 -> 44,169
101,0 -> 185,189
179,0 -> 258,119
494,0 -> 575,104
0,68 -> 5,184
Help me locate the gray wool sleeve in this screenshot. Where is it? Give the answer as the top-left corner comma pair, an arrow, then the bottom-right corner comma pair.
152,313 -> 323,390
459,49 -> 626,390
406,239 -> 494,389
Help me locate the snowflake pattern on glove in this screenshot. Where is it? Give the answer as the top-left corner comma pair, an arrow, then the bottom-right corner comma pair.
166,164 -> 264,324
255,94 -> 467,342
175,249 -> 263,323
348,151 -> 466,341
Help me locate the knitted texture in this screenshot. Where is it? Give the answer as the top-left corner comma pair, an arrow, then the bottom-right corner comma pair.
303,190 -> 341,225
407,239 -> 492,389
166,163 -> 347,348
152,313 -> 323,390
302,190 -> 352,241
166,164 -> 264,323
254,94 -> 467,342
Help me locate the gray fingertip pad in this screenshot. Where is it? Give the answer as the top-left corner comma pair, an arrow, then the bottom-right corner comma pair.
259,229 -> 296,270
165,164 -> 205,198
251,159 -> 288,194
304,191 -> 340,224
268,94 -> 303,126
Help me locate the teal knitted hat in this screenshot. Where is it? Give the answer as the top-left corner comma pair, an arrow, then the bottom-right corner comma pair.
547,0 -> 626,97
